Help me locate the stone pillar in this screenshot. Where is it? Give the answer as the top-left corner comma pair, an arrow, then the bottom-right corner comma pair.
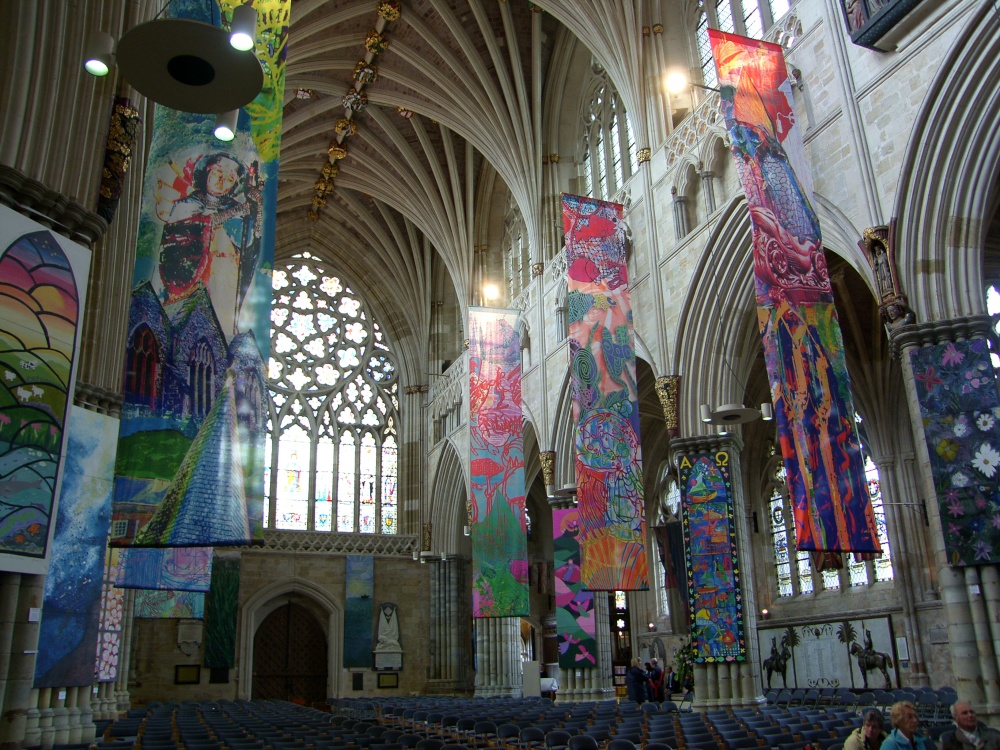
0,574 -> 44,750
671,187 -> 690,239
670,434 -> 762,708
115,589 -> 135,714
51,686 -> 69,746
428,555 -> 472,693
38,688 -> 54,748
23,689 -> 40,749
0,574 -> 21,726
474,616 -> 522,697
891,316 -> 1000,719
700,168 -> 717,214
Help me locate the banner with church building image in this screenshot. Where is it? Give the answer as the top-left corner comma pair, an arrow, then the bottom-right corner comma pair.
679,449 -> 745,663
563,194 -> 648,591
111,0 -> 290,548
468,308 -> 528,618
709,31 -> 880,559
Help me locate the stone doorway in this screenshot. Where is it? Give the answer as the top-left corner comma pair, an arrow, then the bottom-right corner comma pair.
251,601 -> 328,705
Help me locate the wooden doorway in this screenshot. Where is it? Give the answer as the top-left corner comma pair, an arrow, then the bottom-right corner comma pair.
252,602 -> 328,704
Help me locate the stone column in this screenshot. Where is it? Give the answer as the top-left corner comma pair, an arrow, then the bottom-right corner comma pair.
700,168 -> 717,215
474,616 -> 522,697
670,434 -> 762,708
671,188 -> 690,239
891,316 -> 1000,719
428,555 -> 472,693
38,688 -> 54,748
115,590 -> 135,714
0,574 -> 44,750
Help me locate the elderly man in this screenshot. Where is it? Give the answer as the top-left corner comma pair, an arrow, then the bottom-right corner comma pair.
881,701 -> 933,750
942,702 -> 1000,750
845,709 -> 888,750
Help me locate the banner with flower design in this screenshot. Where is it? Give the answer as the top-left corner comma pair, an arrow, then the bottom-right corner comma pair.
563,194 -> 648,591
468,308 -> 528,618
112,0 -> 289,547
710,31 -> 880,557
910,338 -> 1000,565
678,450 -> 745,662
554,508 -> 597,668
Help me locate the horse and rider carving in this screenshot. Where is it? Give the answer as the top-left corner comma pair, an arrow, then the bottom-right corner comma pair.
762,627 -> 893,690
763,635 -> 791,689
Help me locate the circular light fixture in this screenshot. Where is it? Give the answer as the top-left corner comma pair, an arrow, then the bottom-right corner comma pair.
115,18 -> 263,113
84,31 -> 115,77
483,283 -> 500,301
665,69 -> 689,96
229,4 -> 257,52
214,110 -> 239,142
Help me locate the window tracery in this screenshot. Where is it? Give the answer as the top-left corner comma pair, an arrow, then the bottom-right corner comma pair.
580,65 -> 638,201
695,0 -> 792,89
264,253 -> 399,534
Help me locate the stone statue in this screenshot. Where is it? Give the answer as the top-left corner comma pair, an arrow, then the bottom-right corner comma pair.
375,601 -> 401,652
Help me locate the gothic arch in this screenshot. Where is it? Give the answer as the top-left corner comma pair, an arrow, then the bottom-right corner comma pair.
427,440 -> 468,555
237,577 -> 343,700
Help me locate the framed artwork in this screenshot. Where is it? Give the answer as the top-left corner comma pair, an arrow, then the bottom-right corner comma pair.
378,672 -> 399,689
174,665 -> 201,685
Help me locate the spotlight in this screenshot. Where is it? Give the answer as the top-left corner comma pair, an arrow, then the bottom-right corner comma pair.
483,283 -> 500,301
760,402 -> 774,421
214,110 -> 239,141
229,4 -> 257,52
84,31 -> 115,77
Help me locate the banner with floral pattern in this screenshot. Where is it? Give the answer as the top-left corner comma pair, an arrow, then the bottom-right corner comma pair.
554,508 -> 597,668
563,194 -> 648,591
468,308 -> 528,618
910,338 -> 1000,565
679,450 -> 745,662
709,31 -> 879,556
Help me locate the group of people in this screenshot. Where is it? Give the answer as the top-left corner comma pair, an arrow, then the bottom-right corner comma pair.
842,702 -> 1000,750
624,657 -> 690,704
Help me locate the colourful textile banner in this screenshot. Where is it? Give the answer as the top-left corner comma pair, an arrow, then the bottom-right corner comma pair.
709,31 -> 879,555
679,450 -> 745,662
35,407 -> 115,688
95,548 -> 124,682
111,0 -> 289,547
563,194 -> 648,590
117,547 -> 213,591
910,338 -> 1000,565
468,307 -> 528,617
554,508 -> 596,668
203,551 -> 240,669
344,554 -> 374,667
0,206 -> 90,574
135,590 -> 205,619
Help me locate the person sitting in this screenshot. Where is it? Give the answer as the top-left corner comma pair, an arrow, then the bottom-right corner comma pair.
881,701 -> 933,750
845,709 -> 888,750
664,665 -> 679,696
941,702 -> 1000,750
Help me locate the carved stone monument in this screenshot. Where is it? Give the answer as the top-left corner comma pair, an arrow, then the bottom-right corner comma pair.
374,601 -> 403,671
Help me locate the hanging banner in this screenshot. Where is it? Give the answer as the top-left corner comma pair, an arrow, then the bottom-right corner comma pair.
910,338 -> 1000,565
563,194 -> 648,590
468,307 -> 528,617
344,554 -> 374,667
116,547 -> 213,591
95,548 -> 124,682
0,206 -> 90,574
135,590 -> 205,619
203,551 -> 241,669
554,508 -> 596,668
111,0 -> 290,547
709,31 -> 879,555
679,450 -> 745,663
34,407 -> 116,688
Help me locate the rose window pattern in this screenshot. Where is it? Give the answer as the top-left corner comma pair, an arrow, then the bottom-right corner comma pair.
264,254 -> 399,534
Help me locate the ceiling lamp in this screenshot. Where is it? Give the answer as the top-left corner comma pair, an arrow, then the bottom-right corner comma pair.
700,402 -> 774,426
214,110 -> 239,142
84,6 -> 262,115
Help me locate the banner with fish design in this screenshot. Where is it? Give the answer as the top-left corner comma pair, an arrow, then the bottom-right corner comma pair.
0,205 -> 90,574
468,307 -> 528,618
709,31 -> 879,556
111,0 -> 289,547
563,194 -> 648,590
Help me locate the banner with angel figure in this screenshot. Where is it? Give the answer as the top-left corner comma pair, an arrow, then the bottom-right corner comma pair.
709,31 -> 879,557
111,0 -> 290,547
468,307 -> 528,618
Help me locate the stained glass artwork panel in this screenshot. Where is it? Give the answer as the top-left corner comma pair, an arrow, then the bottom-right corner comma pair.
338,432 -> 356,532
359,433 -> 377,534
381,435 -> 397,534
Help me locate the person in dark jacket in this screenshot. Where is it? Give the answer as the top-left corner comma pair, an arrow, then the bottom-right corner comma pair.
647,658 -> 664,702
625,657 -> 648,704
941,702 -> 1000,750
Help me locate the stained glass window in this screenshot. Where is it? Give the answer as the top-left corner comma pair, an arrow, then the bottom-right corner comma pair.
266,253 -> 400,534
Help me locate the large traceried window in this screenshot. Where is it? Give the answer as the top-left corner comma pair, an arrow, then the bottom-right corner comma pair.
504,195 -> 530,302
581,65 -> 639,201
765,432 -> 893,597
264,254 -> 399,534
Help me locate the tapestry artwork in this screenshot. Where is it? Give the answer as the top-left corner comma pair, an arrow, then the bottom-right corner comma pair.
135,590 -> 206,619
111,0 -> 290,547
554,507 -> 597,668
563,193 -> 648,590
910,338 -> 1000,565
344,554 -> 374,667
117,547 -> 213,591
709,30 -> 879,556
468,307 -> 528,618
679,450 -> 746,662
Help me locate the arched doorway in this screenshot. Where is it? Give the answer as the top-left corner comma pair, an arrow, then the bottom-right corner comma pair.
251,602 -> 327,705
